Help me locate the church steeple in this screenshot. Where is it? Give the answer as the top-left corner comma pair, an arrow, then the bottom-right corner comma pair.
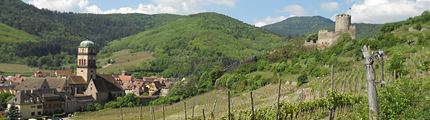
76,39 -> 97,83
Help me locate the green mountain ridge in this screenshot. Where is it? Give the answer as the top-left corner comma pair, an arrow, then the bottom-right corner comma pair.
0,0 -> 182,57
262,16 -> 381,39
100,12 -> 301,77
262,16 -> 334,35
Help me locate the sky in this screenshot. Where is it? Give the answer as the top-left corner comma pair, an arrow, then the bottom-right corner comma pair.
22,0 -> 430,27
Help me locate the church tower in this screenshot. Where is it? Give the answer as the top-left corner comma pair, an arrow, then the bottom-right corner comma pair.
76,39 -> 97,83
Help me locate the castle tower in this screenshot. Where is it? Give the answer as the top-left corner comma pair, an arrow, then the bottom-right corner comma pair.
76,39 -> 97,83
335,12 -> 351,32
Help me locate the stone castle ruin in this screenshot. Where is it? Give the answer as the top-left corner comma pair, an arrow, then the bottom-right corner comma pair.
304,12 -> 356,48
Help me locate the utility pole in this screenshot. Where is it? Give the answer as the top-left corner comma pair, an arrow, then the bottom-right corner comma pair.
362,45 -> 379,120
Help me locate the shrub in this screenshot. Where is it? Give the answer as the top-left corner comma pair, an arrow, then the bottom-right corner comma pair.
297,73 -> 308,86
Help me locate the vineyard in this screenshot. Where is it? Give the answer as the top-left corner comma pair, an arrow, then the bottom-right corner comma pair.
71,46 -> 430,120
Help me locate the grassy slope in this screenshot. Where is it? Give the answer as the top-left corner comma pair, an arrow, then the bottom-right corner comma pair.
97,49 -> 155,74
0,22 -> 41,43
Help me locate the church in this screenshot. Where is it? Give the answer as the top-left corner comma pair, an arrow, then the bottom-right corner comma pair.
68,39 -> 125,104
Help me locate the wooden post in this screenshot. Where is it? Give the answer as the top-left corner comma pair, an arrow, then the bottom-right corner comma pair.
184,102 -> 187,120
276,79 -> 281,120
120,106 -> 123,120
163,104 -> 165,120
329,64 -> 334,120
251,91 -> 254,120
362,45 -> 380,120
228,90 -> 230,120
381,55 -> 384,83
192,102 -> 195,119
202,109 -> 206,120
331,64 -> 334,92
423,70 -> 426,93
394,70 -> 397,82
152,106 -> 155,120
211,100 -> 217,120
150,106 -> 153,120
139,104 -> 142,120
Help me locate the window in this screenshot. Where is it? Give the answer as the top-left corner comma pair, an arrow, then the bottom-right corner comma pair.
38,111 -> 41,115
31,106 -> 35,108
31,112 -> 35,116
37,105 -> 42,109
81,70 -> 83,72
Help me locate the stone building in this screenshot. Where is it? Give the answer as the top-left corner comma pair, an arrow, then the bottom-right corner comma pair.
304,12 -> 356,49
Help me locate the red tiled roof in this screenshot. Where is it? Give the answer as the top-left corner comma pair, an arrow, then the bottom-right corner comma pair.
33,71 -> 51,77
55,70 -> 72,76
118,75 -> 132,83
7,74 -> 26,83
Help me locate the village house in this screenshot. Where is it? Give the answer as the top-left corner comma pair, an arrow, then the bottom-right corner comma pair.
0,86 -> 17,95
32,71 -> 52,77
7,89 -> 44,119
7,74 -> 26,84
45,77 -> 70,93
13,78 -> 49,91
54,70 -> 72,78
84,75 -> 125,104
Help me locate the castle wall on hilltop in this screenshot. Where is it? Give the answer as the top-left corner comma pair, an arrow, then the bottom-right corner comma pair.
304,12 -> 356,49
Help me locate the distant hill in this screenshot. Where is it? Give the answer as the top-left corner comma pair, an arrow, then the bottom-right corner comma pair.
0,0 -> 182,69
0,0 -> 183,57
262,16 -> 334,36
262,16 -> 381,39
100,12 -> 301,77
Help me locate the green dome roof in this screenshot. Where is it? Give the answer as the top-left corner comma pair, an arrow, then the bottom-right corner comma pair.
79,39 -> 95,47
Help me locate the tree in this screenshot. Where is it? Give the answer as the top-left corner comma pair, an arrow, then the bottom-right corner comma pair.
306,33 -> 318,43
0,92 -> 14,108
414,23 -> 422,30
5,103 -> 22,120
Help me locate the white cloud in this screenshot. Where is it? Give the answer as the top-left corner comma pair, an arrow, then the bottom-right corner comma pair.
27,0 -> 239,15
349,0 -> 430,23
253,16 -> 287,27
275,5 -> 306,16
320,2 -> 339,12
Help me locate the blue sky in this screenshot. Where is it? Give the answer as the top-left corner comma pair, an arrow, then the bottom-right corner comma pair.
22,0 -> 430,27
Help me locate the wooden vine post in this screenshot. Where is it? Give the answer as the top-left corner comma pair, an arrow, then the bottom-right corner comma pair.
362,45 -> 379,120
276,79 -> 281,120
162,104 -> 165,120
228,90 -> 230,120
250,91 -> 254,120
329,64 -> 334,120
184,102 -> 187,120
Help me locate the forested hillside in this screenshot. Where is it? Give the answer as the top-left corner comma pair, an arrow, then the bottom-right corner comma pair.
262,16 -> 334,36
0,0 -> 182,69
100,12 -> 302,78
262,16 -> 381,39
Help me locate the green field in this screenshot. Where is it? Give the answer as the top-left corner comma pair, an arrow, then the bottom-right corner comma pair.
0,63 -> 54,76
97,49 -> 155,74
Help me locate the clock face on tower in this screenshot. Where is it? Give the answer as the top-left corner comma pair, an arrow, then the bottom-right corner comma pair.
81,56 -> 84,59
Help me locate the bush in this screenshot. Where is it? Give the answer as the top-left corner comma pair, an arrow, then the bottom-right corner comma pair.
297,73 -> 308,86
